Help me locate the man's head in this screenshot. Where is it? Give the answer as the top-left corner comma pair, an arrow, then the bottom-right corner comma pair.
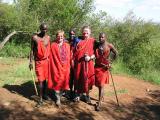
99,33 -> 106,44
39,23 -> 48,35
82,26 -> 91,39
69,29 -> 76,40
56,30 -> 64,43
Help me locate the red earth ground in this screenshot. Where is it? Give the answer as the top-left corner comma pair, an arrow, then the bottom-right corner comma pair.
0,59 -> 160,120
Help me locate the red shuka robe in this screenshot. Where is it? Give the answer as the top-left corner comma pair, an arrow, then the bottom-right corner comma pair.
35,37 -> 50,82
48,42 -> 71,91
94,44 -> 111,87
74,38 -> 95,93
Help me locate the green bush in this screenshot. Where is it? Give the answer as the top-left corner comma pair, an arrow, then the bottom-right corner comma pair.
112,59 -> 132,75
0,41 -> 30,58
108,14 -> 159,74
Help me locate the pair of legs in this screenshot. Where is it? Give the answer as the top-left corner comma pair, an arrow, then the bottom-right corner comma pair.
54,90 -> 68,107
38,80 -> 48,104
96,86 -> 105,111
73,89 -> 91,104
69,68 -> 75,99
55,90 -> 61,106
85,90 -> 91,104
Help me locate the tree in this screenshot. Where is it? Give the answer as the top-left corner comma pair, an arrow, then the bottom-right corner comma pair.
0,2 -> 19,40
0,0 -> 95,51
109,12 -> 159,73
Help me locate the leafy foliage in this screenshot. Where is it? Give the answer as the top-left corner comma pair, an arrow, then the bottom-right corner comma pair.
0,1 -> 160,83
108,13 -> 160,74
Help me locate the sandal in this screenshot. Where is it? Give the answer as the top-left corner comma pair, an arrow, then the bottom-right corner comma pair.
73,96 -> 80,102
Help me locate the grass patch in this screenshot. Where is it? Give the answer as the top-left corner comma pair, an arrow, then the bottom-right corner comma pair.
0,57 -> 34,87
13,62 -> 31,78
139,70 -> 160,85
112,59 -> 132,75
105,89 -> 128,97
95,89 -> 128,97
0,57 -> 19,65
0,57 -> 160,87
111,59 -> 160,85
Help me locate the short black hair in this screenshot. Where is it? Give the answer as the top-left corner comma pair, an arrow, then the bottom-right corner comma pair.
69,28 -> 76,34
39,23 -> 47,30
99,32 -> 105,36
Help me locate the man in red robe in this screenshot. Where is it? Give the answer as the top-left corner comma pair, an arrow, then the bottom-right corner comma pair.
94,33 -> 118,111
74,26 -> 95,103
48,30 -> 71,106
29,23 -> 50,105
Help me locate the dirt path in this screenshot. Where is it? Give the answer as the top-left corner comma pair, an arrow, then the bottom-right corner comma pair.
0,58 -> 160,120
0,73 -> 160,120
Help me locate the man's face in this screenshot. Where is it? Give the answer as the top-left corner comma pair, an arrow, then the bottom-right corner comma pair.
82,28 -> 90,38
99,34 -> 106,43
56,33 -> 64,43
69,31 -> 75,40
40,25 -> 47,34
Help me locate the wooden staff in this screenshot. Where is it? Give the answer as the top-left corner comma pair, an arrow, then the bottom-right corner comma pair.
109,70 -> 120,107
101,63 -> 120,106
31,70 -> 38,96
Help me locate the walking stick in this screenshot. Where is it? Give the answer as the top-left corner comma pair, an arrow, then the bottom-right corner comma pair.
31,70 -> 38,96
109,69 -> 120,107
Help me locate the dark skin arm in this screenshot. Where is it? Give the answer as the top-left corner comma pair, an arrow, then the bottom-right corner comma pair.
109,43 -> 118,62
29,35 -> 37,70
102,43 -> 118,70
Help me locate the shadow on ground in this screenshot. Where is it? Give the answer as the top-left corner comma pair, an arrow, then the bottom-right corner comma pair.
1,83 -> 160,120
3,80 -> 37,99
2,80 -> 58,103
100,90 -> 160,120
0,100 -> 95,120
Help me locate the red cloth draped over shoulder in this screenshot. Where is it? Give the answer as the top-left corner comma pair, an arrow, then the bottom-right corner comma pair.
48,42 -> 71,91
74,38 -> 95,93
94,45 -> 111,87
35,36 -> 50,82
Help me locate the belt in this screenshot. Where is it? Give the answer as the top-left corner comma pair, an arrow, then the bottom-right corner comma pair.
35,57 -> 48,61
95,63 -> 108,67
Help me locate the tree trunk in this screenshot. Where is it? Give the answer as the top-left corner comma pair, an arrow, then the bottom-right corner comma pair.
0,31 -> 17,50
